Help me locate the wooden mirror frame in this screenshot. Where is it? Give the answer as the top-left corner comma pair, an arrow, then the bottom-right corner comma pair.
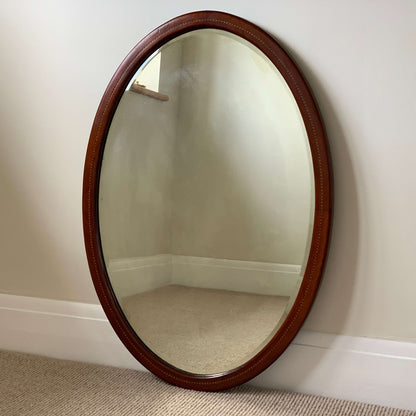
83,10 -> 331,391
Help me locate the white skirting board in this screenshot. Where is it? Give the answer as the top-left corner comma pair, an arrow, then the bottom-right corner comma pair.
171,255 -> 300,297
0,293 -> 415,410
108,254 -> 301,298
108,254 -> 172,299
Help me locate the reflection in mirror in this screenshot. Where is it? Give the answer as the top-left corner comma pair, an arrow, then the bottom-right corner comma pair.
98,29 -> 314,375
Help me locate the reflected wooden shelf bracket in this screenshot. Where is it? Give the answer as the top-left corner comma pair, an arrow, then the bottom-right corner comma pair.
130,82 -> 169,101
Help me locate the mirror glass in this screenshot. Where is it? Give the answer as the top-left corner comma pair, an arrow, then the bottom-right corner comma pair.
98,29 -> 314,375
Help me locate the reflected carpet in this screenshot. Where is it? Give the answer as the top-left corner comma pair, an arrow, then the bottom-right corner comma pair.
122,284 -> 289,374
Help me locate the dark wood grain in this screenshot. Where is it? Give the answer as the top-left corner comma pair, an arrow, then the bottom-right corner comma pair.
83,10 -> 331,391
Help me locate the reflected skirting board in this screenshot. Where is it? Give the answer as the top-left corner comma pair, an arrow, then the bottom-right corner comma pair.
0,293 -> 415,410
107,254 -> 302,299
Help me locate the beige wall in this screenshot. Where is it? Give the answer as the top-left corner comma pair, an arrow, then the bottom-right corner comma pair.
1,1 -> 416,344
100,30 -> 313,267
99,42 -> 183,261
171,30 -> 313,265
99,91 -> 174,259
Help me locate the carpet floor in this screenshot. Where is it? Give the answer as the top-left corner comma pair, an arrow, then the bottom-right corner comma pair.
122,284 -> 289,374
1,350 -> 414,416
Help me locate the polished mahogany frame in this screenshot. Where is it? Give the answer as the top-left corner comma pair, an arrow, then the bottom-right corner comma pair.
83,11 -> 331,391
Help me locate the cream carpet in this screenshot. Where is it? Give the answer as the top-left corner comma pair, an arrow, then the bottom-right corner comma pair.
1,350 -> 414,416
122,284 -> 289,374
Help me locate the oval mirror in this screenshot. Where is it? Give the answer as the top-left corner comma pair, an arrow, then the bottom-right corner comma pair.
83,11 -> 331,390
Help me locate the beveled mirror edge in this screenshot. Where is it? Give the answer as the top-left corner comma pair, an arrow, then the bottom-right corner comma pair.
82,10 -> 331,391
